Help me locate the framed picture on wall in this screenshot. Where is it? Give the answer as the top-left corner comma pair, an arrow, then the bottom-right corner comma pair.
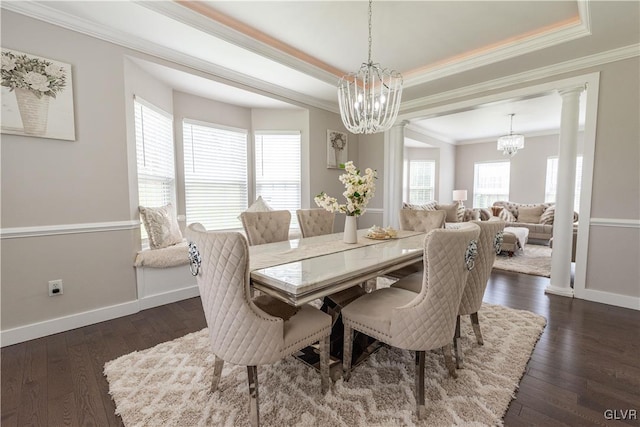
1,48 -> 76,141
327,129 -> 347,169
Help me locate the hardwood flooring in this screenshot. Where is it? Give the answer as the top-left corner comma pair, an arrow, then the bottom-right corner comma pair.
2,271 -> 639,426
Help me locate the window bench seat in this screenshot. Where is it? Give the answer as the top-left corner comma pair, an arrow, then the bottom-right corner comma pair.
134,242 -> 198,310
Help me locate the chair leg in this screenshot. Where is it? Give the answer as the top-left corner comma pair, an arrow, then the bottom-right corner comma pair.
442,344 -> 458,379
210,357 -> 225,393
415,350 -> 427,420
319,335 -> 330,393
454,315 -> 464,369
342,324 -> 354,381
470,312 -> 484,345
247,366 -> 259,427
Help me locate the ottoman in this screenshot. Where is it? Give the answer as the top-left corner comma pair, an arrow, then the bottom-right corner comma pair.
500,227 -> 529,256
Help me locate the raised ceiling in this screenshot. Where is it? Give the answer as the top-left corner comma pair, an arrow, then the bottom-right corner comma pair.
3,1 -> 638,140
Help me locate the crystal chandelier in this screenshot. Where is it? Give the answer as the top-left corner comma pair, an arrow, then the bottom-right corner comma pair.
337,0 -> 403,134
497,113 -> 525,156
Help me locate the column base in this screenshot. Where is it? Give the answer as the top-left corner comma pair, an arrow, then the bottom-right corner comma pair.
545,285 -> 575,298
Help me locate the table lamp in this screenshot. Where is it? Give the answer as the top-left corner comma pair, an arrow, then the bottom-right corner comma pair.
453,190 -> 468,207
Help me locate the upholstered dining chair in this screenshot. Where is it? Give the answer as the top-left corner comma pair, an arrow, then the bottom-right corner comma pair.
387,209 -> 447,279
296,208 -> 335,238
392,219 -> 505,368
186,223 -> 331,427
240,210 -> 291,246
398,209 -> 447,232
341,223 -> 480,419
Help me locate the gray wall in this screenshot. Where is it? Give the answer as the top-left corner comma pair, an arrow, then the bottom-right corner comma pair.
404,146 -> 441,202
455,133 -> 585,206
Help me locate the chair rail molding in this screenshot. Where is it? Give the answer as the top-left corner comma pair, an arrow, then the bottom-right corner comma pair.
0,220 -> 140,239
589,218 -> 640,228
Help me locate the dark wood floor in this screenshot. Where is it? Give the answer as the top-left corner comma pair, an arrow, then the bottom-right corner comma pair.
2,271 -> 639,426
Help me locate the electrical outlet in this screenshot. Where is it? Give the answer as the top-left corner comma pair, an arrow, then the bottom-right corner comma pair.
48,279 -> 63,296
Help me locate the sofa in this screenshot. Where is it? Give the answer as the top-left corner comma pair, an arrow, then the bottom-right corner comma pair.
402,201 -> 492,224
492,201 -> 578,241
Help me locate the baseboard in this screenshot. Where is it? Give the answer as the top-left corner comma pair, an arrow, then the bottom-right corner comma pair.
578,289 -> 640,311
138,285 -> 200,310
0,300 -> 140,348
0,285 -> 202,348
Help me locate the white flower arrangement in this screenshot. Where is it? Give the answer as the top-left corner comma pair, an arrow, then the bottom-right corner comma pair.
1,50 -> 67,99
315,161 -> 377,217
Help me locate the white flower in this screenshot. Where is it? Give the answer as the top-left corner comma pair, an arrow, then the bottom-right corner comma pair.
1,55 -> 16,71
44,64 -> 65,78
314,161 -> 377,217
23,72 -> 50,92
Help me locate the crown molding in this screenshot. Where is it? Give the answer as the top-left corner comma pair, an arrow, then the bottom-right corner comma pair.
400,43 -> 639,114
405,123 -> 456,145
404,13 -> 591,87
137,1 -> 341,86
1,1 -> 338,113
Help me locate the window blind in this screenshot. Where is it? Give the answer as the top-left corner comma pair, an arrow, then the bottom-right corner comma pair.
134,97 -> 175,240
408,160 -> 436,204
183,120 -> 248,230
255,132 -> 301,229
473,161 -> 510,208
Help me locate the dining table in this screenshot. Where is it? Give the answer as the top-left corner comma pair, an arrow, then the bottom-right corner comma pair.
248,228 -> 427,368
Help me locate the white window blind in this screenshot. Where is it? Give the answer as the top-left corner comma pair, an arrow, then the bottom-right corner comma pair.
408,160 -> 436,204
473,161 -> 510,208
183,120 -> 248,230
255,132 -> 301,229
134,97 -> 175,240
545,156 -> 583,213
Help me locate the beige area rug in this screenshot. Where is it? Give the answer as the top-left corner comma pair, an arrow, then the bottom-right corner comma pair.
104,304 -> 545,426
493,244 -> 552,277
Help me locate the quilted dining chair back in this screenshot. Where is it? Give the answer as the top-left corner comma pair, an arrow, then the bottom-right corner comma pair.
398,209 -> 446,233
459,219 -> 505,316
240,210 -> 291,246
390,223 -> 480,351
187,225 -> 285,365
296,209 -> 335,237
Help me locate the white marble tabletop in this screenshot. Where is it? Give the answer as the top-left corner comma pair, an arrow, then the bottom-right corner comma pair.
249,230 -> 425,306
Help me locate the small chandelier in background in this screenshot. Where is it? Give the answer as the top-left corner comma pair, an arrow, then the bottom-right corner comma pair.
337,0 -> 403,134
497,113 -> 525,157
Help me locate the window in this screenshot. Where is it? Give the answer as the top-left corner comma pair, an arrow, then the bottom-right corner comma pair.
183,120 -> 248,230
134,97 -> 175,240
545,156 -> 583,212
255,132 -> 301,229
407,160 -> 436,204
473,161 -> 510,208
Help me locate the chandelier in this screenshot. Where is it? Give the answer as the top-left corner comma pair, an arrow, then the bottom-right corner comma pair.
497,113 -> 525,156
337,0 -> 403,134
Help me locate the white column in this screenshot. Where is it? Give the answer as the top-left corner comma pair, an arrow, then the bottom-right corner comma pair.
383,120 -> 407,229
546,86 -> 583,297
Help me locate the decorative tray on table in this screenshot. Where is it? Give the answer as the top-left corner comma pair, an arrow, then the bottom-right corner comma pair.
364,225 -> 398,240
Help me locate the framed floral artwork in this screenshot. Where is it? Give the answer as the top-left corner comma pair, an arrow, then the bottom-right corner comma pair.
327,129 -> 347,169
1,48 -> 75,141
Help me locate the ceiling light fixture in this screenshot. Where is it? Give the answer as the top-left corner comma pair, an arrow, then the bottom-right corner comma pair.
497,113 -> 525,157
337,0 -> 403,134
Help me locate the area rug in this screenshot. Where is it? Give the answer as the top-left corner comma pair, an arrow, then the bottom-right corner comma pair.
104,303 -> 545,426
493,244 -> 552,277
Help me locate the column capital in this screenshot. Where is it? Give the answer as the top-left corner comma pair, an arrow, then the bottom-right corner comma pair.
558,86 -> 585,98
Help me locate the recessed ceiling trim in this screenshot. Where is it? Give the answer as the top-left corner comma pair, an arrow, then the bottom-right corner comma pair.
400,43 -> 639,115
404,123 -> 456,145
1,1 -> 338,113
404,14 -> 589,87
140,0 -> 342,86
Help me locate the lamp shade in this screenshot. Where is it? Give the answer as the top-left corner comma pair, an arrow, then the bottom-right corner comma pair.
453,190 -> 467,202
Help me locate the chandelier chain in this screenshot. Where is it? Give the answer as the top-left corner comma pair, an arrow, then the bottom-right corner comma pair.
368,0 -> 372,64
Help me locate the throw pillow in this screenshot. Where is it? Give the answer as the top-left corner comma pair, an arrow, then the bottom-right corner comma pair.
402,200 -> 438,211
478,208 -> 492,221
518,205 -> 545,223
498,208 -> 516,222
540,205 -> 555,224
238,196 -> 273,219
491,206 -> 503,217
139,203 -> 183,249
436,202 -> 460,223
